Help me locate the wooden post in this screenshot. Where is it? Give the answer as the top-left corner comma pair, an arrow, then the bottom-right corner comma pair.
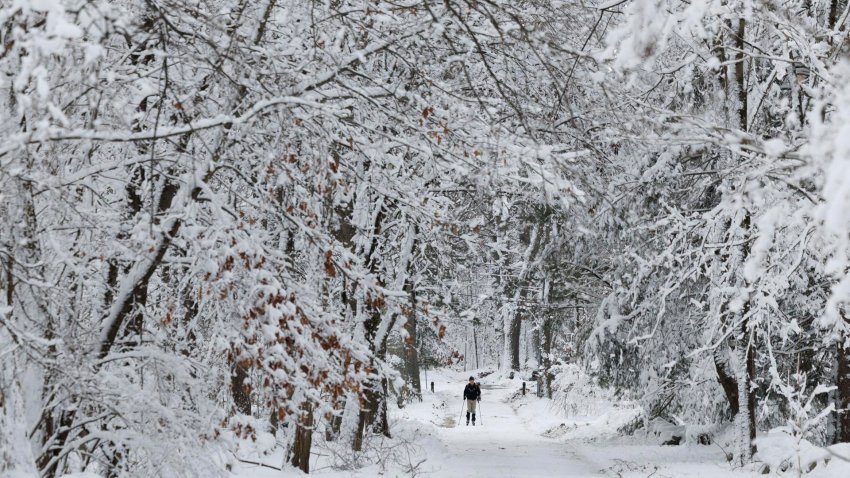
522,381 -> 526,396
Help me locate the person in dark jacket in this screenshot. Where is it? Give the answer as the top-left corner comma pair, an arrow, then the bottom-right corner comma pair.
463,376 -> 481,426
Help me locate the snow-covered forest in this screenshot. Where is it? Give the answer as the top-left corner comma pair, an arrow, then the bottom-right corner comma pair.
3,0 -> 850,476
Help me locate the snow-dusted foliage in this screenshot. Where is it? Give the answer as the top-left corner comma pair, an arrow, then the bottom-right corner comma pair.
4,0 -> 850,476
0,0 -> 590,476
574,0 -> 850,468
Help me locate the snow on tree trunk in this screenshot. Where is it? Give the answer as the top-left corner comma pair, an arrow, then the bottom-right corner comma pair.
231,360 -> 252,416
291,402 -> 314,473
837,332 -> 850,443
402,275 -> 422,398
734,334 -> 756,466
0,340 -> 38,478
509,305 -> 523,372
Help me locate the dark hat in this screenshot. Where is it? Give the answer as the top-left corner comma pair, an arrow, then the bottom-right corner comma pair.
469,376 -> 475,381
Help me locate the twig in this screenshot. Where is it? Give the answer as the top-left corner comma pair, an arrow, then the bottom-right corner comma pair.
236,458 -> 282,471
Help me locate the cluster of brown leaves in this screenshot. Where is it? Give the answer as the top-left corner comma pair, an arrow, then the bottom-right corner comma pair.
364,291 -> 386,310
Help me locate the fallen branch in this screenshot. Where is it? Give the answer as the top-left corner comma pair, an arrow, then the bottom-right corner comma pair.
236,458 -> 282,471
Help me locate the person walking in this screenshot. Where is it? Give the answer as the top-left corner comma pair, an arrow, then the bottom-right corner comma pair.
463,376 -> 481,426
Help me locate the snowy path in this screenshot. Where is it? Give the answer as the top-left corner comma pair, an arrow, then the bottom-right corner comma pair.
234,369 -> 603,478
235,369 -> 772,477
418,373 -> 600,477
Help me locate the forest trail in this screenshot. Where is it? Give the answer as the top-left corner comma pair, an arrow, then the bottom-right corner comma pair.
415,370 -> 600,477
235,369 -> 770,477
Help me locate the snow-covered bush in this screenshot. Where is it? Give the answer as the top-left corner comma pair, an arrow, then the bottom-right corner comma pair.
552,363 -> 619,418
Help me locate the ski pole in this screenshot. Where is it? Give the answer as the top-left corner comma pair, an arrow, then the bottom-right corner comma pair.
478,401 -> 483,426
458,399 -> 465,426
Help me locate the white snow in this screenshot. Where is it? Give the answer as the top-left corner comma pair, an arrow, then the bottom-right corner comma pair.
228,367 -> 850,478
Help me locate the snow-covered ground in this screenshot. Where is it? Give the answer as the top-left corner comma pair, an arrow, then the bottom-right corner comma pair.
392,370 -> 599,477
231,368 -> 850,477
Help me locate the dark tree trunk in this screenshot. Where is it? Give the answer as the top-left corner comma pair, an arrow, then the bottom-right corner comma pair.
400,229 -> 421,399
352,204 -> 392,450
402,276 -> 422,397
829,0 -> 844,29
714,347 -> 740,417
508,221 -> 545,372
36,410 -> 74,476
291,402 -> 313,473
532,327 -> 542,366
352,383 -> 384,451
730,18 -> 755,462
541,315 -> 556,398
733,18 -> 747,133
180,287 -> 199,363
509,303 -> 523,371
837,331 -> 850,443
378,377 -> 390,436
98,179 -> 183,360
231,362 -> 252,416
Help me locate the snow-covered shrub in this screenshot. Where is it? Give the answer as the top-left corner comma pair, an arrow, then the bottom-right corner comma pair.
753,429 -> 850,476
552,363 -> 617,418
551,363 -> 642,436
313,420 -> 431,476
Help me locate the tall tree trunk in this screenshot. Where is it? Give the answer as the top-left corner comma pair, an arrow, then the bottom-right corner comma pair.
734,220 -> 756,464
532,327 -> 542,366
734,18 -> 747,134
509,301 -> 523,371
402,276 -> 422,398
352,382 -> 385,451
473,322 -> 480,369
731,17 -> 755,464
352,204 -> 392,450
98,178 -> 184,361
837,330 -> 850,443
507,220 -> 546,371
15,177 -> 69,478
734,323 -> 756,464
740,327 -> 756,442
541,315 -> 555,398
532,277 -> 547,368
